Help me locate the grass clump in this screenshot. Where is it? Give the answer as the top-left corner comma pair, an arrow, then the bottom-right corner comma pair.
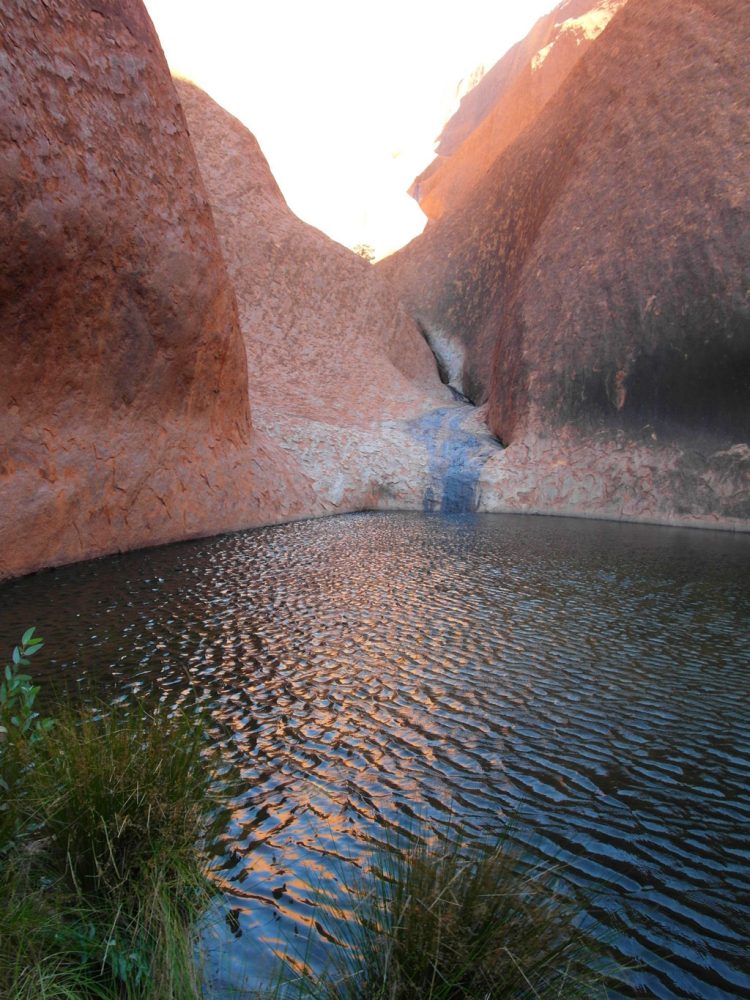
0,631 -> 227,1000
0,862 -> 110,1000
314,832 -> 606,1000
29,701 -> 223,900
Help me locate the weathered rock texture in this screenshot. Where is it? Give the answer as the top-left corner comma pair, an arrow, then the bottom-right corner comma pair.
4,0 -> 747,584
412,0 -> 627,222
0,0 -> 255,579
381,0 -> 750,528
175,79 -> 459,523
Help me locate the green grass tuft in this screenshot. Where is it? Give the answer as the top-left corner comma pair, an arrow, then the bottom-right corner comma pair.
0,697 -> 227,1000
311,832 -> 609,1000
28,701 -> 224,900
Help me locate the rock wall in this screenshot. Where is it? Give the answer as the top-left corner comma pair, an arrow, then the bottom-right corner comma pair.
0,0 -> 255,579
380,0 -> 750,527
0,0 -> 478,583
3,0 -> 746,584
175,80 -> 460,523
411,0 -> 627,221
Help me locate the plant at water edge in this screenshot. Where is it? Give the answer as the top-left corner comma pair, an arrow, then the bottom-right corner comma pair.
311,831 -> 609,1000
0,640 -> 231,1000
1,831 -> 214,1000
0,627 -> 52,852
29,701 -> 225,896
23,700 -> 228,997
0,626 -> 50,745
0,859 -> 111,1000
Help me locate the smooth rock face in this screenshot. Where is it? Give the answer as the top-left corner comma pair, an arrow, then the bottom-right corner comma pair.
411,0 -> 627,221
0,0 -> 253,579
175,80 -> 462,524
381,0 -> 750,527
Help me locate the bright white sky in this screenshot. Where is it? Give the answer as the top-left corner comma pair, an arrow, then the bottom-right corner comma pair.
144,0 -> 554,258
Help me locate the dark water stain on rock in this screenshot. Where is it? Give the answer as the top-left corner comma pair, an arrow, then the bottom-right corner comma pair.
405,406 -> 503,513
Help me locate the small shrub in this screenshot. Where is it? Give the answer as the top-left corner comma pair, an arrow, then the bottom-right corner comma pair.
0,627 -> 49,744
352,243 -> 376,263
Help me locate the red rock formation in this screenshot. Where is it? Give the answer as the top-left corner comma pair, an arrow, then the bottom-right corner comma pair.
412,0 -> 627,221
175,80 -> 453,522
0,0 -> 254,579
381,0 -> 750,526
0,0 -> 457,583
4,0 -> 745,585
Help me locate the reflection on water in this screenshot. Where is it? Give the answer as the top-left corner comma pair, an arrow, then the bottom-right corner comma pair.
1,512 -> 749,998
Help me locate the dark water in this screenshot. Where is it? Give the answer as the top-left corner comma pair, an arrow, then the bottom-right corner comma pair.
1,512 -> 749,998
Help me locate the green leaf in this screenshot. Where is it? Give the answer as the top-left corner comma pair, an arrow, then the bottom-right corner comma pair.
12,647 -> 20,665
21,627 -> 36,646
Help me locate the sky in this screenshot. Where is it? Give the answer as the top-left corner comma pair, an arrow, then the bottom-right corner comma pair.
144,0 -> 555,259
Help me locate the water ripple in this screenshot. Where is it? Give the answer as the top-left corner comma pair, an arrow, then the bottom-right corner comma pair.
1,512 -> 749,997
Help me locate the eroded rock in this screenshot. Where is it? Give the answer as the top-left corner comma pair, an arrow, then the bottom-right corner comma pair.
0,0 -> 253,578
175,80 -> 460,523
411,0 -> 627,221
380,0 -> 750,527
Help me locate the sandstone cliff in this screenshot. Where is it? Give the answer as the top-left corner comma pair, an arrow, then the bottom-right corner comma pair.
380,0 -> 750,527
411,0 -> 627,222
3,0 -> 747,585
0,0 -> 255,579
175,80 -> 460,522
0,0 -> 477,583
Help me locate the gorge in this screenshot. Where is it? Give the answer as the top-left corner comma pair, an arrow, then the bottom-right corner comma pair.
0,0 -> 749,997
1,0 -> 748,579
